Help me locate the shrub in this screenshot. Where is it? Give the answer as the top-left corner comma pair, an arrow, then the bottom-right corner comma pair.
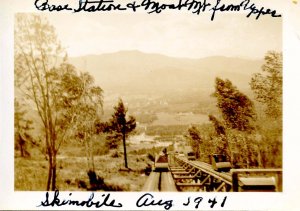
111,151 -> 120,158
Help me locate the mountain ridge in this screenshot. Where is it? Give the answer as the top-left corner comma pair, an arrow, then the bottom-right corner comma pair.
67,50 -> 264,97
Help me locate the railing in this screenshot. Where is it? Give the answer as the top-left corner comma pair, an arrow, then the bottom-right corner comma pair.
172,156 -> 282,192
142,155 -> 282,192
171,156 -> 232,192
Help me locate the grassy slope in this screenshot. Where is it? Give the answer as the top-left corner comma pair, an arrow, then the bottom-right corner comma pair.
15,143 -> 150,191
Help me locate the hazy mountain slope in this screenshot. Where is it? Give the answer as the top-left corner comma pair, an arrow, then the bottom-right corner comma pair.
68,50 -> 263,96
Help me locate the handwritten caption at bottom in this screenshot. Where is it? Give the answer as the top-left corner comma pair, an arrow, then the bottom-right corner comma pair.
38,190 -> 228,210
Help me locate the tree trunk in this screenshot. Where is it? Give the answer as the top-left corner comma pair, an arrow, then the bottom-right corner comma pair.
18,133 -> 25,157
51,154 -> 57,191
20,143 -> 24,157
91,144 -> 95,172
122,133 -> 128,169
84,136 -> 91,171
46,153 -> 53,191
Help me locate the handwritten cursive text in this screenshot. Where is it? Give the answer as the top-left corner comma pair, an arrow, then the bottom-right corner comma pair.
38,190 -> 123,208
33,0 -> 282,20
136,193 -> 173,210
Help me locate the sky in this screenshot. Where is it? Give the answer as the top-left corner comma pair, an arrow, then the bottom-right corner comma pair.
45,12 -> 282,59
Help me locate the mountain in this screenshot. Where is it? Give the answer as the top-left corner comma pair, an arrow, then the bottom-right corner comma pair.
68,50 -> 263,97
15,51 -> 265,124
67,50 -> 263,117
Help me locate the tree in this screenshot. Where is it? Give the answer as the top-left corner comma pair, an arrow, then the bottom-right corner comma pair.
250,51 -> 282,118
186,126 -> 202,159
72,72 -> 103,173
208,114 -> 230,155
208,114 -> 226,136
14,14 -> 103,190
15,14 -> 64,191
105,99 -> 136,169
250,51 -> 282,168
67,71 -> 103,190
213,77 -> 256,131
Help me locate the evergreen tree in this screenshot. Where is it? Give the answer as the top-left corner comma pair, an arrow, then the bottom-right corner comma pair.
105,99 -> 136,169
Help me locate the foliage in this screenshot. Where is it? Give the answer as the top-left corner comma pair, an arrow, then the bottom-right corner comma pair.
14,99 -> 34,157
249,51 -> 282,167
104,134 -> 122,149
186,123 -> 281,168
129,146 -> 164,156
250,51 -> 282,119
186,62 -> 282,168
208,114 -> 230,156
14,14 -> 103,190
147,153 -> 155,162
104,99 -> 136,168
185,126 -> 202,159
255,118 -> 282,168
15,14 -> 65,191
213,77 -> 256,131
208,114 -> 226,136
68,70 -> 103,172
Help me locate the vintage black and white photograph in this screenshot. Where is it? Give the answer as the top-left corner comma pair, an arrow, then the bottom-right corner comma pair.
14,12 -> 282,193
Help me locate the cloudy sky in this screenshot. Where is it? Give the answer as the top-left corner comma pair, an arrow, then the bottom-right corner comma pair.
45,12 -> 282,59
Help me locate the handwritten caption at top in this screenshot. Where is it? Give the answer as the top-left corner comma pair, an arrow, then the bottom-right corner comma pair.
34,0 -> 281,21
